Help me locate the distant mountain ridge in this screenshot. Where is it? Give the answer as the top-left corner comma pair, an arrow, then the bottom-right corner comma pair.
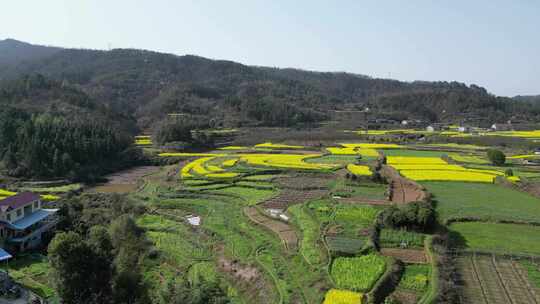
0,39 -> 62,66
1,38 -> 539,129
513,95 -> 540,103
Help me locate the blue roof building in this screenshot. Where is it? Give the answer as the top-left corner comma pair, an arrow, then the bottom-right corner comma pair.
0,192 -> 58,253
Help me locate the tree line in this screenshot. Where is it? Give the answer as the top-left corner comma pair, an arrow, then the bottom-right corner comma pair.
0,107 -> 132,181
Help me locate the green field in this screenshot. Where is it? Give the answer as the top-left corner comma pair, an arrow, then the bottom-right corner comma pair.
135,168 -> 330,304
306,154 -> 360,165
0,254 -> 56,299
379,229 -> 426,248
449,222 -> 540,255
329,178 -> 387,200
288,204 -> 326,265
423,181 -> 540,223
398,264 -> 431,292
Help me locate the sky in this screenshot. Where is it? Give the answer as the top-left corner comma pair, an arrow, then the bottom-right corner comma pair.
1,0 -> 538,96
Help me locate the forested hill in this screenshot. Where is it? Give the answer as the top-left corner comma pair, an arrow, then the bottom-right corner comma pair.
1,38 -> 539,128
513,95 -> 540,103
0,39 -> 61,66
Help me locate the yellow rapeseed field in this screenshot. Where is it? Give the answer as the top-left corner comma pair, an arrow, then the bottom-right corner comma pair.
0,189 -> 17,197
507,176 -> 521,182
222,159 -> 238,167
0,189 -> 59,202
507,154 -> 540,159
346,164 -> 372,176
389,156 -> 502,182
327,147 -> 358,155
134,135 -> 152,146
399,170 -> 496,183
323,289 -> 363,304
239,154 -> 336,170
490,130 -> 540,138
181,157 -> 239,179
218,146 -> 249,150
327,147 -> 379,157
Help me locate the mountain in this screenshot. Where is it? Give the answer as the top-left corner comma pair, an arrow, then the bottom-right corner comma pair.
0,39 -> 62,66
1,39 -> 539,130
0,74 -> 137,133
514,95 -> 540,103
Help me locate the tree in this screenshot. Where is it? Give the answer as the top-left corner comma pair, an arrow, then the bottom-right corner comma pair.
109,215 -> 149,304
49,232 -> 109,304
487,149 -> 506,166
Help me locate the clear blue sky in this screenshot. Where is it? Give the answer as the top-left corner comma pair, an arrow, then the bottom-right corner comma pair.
1,0 -> 538,96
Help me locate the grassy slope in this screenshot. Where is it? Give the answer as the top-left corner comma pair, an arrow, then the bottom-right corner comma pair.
423,181 -> 540,223
137,169 -> 329,304
449,222 -> 540,255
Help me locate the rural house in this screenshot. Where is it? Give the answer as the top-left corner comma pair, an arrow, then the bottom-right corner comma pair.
491,123 -> 513,131
0,192 -> 58,253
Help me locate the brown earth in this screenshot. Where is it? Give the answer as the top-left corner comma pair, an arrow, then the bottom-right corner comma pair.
262,189 -> 327,210
90,166 -> 161,193
390,290 -> 419,304
381,248 -> 427,264
104,166 -> 161,184
216,247 -> 275,304
381,165 -> 427,204
244,206 -> 298,251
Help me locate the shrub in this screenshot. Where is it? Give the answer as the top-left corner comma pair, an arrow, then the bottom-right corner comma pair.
380,201 -> 435,232
487,149 -> 506,166
505,168 -> 514,177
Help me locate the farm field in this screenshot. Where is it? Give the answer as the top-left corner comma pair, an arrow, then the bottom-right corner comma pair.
423,181 -> 540,223
143,140 -> 540,302
9,131 -> 540,304
456,253 -> 540,304
449,222 -> 540,255
0,254 -> 57,301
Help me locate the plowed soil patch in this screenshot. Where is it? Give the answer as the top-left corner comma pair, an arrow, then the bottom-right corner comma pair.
217,250 -> 274,304
391,290 -> 419,304
274,175 -> 330,190
381,248 -> 427,264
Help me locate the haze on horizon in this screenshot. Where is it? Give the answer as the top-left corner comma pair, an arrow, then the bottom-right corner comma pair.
1,0 -> 538,97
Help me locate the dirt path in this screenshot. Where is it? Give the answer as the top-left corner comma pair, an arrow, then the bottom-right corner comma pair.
244,207 -> 298,251
381,165 -> 427,204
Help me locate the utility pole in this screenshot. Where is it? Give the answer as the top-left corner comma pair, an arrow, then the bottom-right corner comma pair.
364,107 -> 370,135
